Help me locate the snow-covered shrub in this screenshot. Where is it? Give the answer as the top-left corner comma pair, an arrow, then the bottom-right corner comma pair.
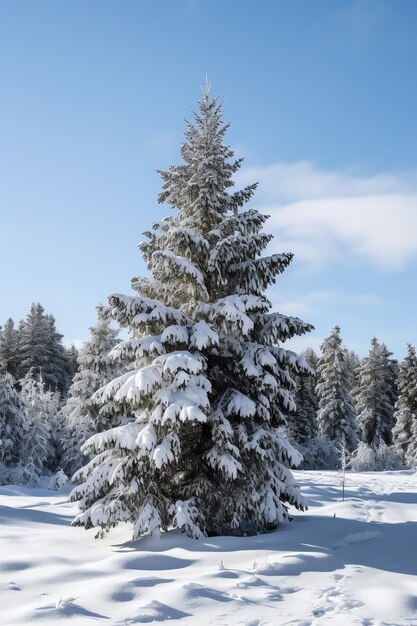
350,442 -> 377,472
377,441 -> 403,470
351,441 -> 403,471
49,469 -> 70,490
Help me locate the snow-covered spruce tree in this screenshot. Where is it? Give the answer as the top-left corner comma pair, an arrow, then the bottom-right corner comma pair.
61,308 -> 122,478
17,303 -> 72,395
18,374 -> 56,484
316,326 -> 358,467
393,344 -> 417,466
0,374 -> 24,480
0,318 -> 20,379
287,348 -> 318,467
65,344 -> 80,385
386,354 -> 399,424
71,86 -> 313,539
345,349 -> 361,392
354,338 -> 396,448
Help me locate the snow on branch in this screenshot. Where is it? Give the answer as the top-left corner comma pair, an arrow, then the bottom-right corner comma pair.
200,295 -> 268,336
259,312 -> 314,343
189,321 -> 219,350
110,336 -> 164,361
225,390 -> 256,418
108,294 -> 188,329
155,250 -> 208,296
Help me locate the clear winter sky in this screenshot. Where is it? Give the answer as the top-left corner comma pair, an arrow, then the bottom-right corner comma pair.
1,0 -> 416,359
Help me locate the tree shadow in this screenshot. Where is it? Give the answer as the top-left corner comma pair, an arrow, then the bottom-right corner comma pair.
113,514 -> 417,578
0,504 -> 70,526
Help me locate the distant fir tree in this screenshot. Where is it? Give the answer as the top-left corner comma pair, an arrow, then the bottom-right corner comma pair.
19,374 -> 56,484
354,338 -> 397,448
288,348 -> 318,467
0,318 -> 19,379
65,344 -> 80,386
71,85 -> 312,539
345,349 -> 361,391
61,309 -> 122,478
386,354 -> 399,425
316,326 -> 358,466
0,374 -> 24,476
393,345 -> 417,466
17,303 -> 72,394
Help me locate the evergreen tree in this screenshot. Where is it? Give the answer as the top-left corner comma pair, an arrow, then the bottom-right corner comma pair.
288,348 -> 318,466
61,308 -> 122,478
65,344 -> 80,387
71,86 -> 312,539
17,303 -> 71,394
354,338 -> 396,447
19,374 -> 56,484
0,374 -> 24,473
345,349 -> 361,392
316,326 -> 358,465
393,344 -> 417,465
43,386 -> 62,473
386,354 -> 399,426
0,318 -> 19,379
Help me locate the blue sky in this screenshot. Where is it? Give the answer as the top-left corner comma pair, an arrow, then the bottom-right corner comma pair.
0,0 -> 416,359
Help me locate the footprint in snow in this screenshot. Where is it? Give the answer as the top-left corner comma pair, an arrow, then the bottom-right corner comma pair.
332,530 -> 382,549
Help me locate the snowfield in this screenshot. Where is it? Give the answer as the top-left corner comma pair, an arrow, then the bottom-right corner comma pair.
1,471 -> 417,626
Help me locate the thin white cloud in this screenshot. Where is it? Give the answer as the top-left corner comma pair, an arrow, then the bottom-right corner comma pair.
238,162 -> 417,270
270,289 -> 382,319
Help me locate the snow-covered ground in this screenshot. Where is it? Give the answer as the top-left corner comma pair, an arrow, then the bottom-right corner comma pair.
1,471 -> 417,626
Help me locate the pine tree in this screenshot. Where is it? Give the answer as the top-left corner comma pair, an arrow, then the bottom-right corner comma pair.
354,338 -> 397,448
288,348 -> 318,466
71,85 -> 313,539
316,326 -> 358,465
61,308 -> 122,478
19,374 -> 56,484
393,344 -> 417,465
0,374 -> 24,475
17,303 -> 72,394
0,318 -> 19,379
